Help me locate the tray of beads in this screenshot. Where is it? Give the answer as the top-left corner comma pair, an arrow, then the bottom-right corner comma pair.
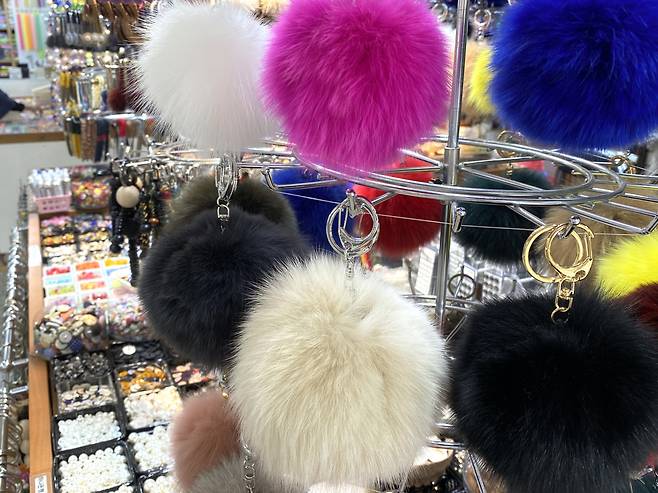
138,470 -> 183,493
51,351 -> 113,383
106,295 -> 153,342
121,386 -> 183,431
110,342 -> 167,367
170,361 -> 215,388
35,302 -> 109,359
126,425 -> 172,475
54,376 -> 118,415
52,404 -> 126,453
54,441 -> 136,493
96,483 -> 139,493
114,361 -> 172,397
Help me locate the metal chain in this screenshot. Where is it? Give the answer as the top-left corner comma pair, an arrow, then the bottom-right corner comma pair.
242,439 -> 256,493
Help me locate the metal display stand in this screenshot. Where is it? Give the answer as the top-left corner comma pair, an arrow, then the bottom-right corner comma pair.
93,0 -> 658,490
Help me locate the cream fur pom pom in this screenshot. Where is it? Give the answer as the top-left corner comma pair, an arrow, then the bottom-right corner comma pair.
231,255 -> 447,488
135,1 -> 278,152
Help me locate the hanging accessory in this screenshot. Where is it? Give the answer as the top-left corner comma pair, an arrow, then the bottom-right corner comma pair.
134,1 -> 277,152
263,0 -> 451,173
490,0 -> 658,149
232,192 -> 447,488
522,220 -> 594,321
137,155 -> 309,368
110,162 -> 142,285
450,221 -> 658,493
456,168 -> 551,265
352,156 -> 444,259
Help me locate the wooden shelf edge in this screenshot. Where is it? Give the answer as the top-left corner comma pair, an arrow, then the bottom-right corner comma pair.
27,213 -> 54,492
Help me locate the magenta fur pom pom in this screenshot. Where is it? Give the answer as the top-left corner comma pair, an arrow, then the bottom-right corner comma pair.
263,0 -> 451,174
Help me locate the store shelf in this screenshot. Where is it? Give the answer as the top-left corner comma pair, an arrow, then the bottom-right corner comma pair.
27,213 -> 54,493
0,131 -> 65,145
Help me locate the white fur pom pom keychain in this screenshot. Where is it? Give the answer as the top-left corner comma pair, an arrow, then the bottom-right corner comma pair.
134,1 -> 278,152
231,193 -> 448,488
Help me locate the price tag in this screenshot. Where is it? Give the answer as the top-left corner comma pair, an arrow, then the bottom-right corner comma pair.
34,474 -> 49,493
28,245 -> 42,267
414,246 -> 437,295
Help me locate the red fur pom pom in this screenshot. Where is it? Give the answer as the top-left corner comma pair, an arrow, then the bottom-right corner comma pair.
625,283 -> 658,330
353,157 -> 442,258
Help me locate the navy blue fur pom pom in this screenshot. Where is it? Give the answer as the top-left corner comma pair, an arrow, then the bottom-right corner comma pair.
273,168 -> 349,251
491,0 -> 658,150
456,169 -> 550,264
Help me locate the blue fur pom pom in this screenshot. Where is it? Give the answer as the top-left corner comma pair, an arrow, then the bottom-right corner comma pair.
491,0 -> 658,150
273,168 -> 349,251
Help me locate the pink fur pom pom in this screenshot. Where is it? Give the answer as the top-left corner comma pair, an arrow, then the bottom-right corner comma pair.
263,0 -> 451,174
170,391 -> 240,490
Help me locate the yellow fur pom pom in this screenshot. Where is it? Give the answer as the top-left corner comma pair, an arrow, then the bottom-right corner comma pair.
468,46 -> 495,117
597,233 -> 658,296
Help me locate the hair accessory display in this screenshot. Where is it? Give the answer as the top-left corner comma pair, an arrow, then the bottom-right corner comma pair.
170,390 -> 239,490
467,45 -> 495,117
263,0 -> 451,173
456,169 -> 551,264
597,233 -> 658,296
165,174 -> 298,235
450,290 -> 658,493
353,156 -> 443,258
271,167 -> 350,251
232,253 -> 447,487
139,204 -> 308,367
134,1 -> 277,152
491,0 -> 658,149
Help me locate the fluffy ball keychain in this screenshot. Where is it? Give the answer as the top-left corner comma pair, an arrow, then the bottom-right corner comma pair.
272,167 -> 350,251
232,255 -> 447,488
171,391 -> 240,490
171,390 -> 303,493
491,0 -> 658,149
597,233 -> 658,296
467,45 -> 495,118
138,207 -> 309,368
450,290 -> 658,493
352,156 -> 444,258
263,0 -> 451,173
165,174 -> 298,234
456,169 -> 551,264
134,1 -> 277,152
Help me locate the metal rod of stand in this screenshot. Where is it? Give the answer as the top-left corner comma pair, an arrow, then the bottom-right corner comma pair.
434,0 -> 469,326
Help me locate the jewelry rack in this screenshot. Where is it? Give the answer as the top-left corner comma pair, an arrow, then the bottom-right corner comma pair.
0,222 -> 30,493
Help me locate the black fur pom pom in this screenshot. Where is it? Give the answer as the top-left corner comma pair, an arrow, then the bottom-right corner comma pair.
450,290 -> 658,493
139,208 -> 308,367
456,169 -> 550,264
166,175 -> 298,234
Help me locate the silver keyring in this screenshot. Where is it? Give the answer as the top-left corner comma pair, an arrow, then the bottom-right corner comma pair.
326,191 -> 380,260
